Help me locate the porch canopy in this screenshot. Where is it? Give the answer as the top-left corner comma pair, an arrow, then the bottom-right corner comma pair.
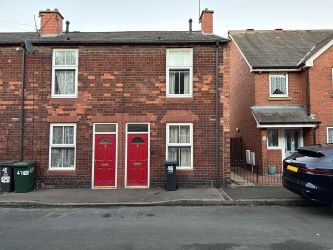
251,105 -> 319,128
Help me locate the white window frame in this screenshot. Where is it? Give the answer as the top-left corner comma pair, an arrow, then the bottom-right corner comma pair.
166,123 -> 193,169
49,123 -> 77,170
269,73 -> 289,98
166,48 -> 193,98
267,128 -> 280,149
51,49 -> 79,98
327,127 -> 333,143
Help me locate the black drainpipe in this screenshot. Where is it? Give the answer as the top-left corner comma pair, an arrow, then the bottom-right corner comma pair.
215,41 -> 220,188
19,48 -> 26,161
305,68 -> 318,144
305,69 -> 310,116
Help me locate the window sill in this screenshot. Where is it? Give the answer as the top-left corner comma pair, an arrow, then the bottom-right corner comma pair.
50,98 -> 78,105
46,170 -> 77,177
268,97 -> 291,101
165,98 -> 193,104
176,168 -> 193,174
267,147 -> 281,150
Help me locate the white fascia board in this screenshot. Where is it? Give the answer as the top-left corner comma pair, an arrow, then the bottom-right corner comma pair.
258,124 -> 316,128
305,39 -> 333,67
251,68 -> 301,72
229,34 -> 253,72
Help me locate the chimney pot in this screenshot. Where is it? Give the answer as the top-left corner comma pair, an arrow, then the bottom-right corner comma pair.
189,19 -> 193,32
199,8 -> 214,34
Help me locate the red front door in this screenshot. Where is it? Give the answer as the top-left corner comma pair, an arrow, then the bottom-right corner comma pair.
127,134 -> 149,187
94,134 -> 116,187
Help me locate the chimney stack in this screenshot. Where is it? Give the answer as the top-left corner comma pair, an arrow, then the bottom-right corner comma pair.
39,8 -> 64,36
199,8 -> 214,34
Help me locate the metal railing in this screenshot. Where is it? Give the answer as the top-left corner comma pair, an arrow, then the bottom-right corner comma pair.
231,160 -> 283,185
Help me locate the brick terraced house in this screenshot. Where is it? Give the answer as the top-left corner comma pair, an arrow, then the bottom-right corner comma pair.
0,9 -> 231,188
230,29 -> 333,172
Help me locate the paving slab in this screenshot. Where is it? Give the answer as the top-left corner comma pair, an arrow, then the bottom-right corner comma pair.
0,188 -> 224,206
224,186 -> 303,200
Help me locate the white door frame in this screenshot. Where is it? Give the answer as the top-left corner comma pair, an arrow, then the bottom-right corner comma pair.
281,128 -> 303,160
91,123 -> 118,189
125,122 -> 150,189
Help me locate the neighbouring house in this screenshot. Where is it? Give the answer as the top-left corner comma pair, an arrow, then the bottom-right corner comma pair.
229,29 -> 333,173
0,8 -> 231,188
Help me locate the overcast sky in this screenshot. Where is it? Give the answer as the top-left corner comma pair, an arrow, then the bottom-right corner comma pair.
1,0 -> 333,37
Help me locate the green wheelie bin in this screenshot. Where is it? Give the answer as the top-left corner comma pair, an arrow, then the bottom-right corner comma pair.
13,161 -> 36,193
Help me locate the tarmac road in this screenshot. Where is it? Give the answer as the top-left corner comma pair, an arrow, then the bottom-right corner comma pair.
0,206 -> 332,250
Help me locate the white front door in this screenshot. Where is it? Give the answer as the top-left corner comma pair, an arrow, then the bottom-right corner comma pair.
283,129 -> 302,159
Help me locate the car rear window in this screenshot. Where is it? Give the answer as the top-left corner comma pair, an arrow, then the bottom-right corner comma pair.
297,149 -> 324,158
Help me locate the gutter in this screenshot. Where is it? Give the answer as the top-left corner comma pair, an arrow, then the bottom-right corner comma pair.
0,39 -> 229,46
215,41 -> 220,188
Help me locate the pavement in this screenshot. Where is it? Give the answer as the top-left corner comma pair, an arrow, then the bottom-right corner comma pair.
0,185 -> 314,208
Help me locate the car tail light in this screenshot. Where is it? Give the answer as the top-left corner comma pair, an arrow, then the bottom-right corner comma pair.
299,168 -> 333,176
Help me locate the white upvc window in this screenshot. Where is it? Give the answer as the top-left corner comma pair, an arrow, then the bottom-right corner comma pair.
49,124 -> 76,170
52,49 -> 78,98
166,48 -> 193,98
267,128 -> 279,149
269,73 -> 288,97
327,127 -> 333,143
166,123 -> 193,169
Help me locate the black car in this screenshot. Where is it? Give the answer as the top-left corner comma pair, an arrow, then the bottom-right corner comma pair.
283,144 -> 333,205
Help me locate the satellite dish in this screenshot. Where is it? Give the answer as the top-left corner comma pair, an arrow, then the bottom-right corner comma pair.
24,40 -> 37,54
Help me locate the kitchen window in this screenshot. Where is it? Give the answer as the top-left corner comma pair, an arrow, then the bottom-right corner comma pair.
49,124 -> 76,170
166,123 -> 193,169
267,128 -> 279,148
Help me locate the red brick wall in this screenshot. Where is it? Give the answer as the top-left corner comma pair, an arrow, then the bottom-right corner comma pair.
0,44 -> 228,188
229,41 -> 262,161
309,45 -> 333,144
254,72 -> 306,105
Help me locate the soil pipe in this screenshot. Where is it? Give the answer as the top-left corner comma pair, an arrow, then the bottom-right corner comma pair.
215,41 -> 220,188
19,48 -> 26,161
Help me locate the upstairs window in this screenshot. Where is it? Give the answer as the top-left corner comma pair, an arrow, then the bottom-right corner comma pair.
166,49 -> 193,97
269,73 -> 288,97
52,49 -> 78,98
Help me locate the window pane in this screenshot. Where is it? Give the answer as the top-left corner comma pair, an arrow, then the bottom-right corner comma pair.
168,147 -> 178,162
55,51 -> 66,65
179,126 -> 190,143
179,51 -> 191,66
268,129 -> 279,147
52,127 -> 63,144
180,147 -> 191,167
64,126 -> 74,144
328,128 -> 333,143
127,124 -> 148,132
168,50 -> 191,66
62,148 -> 75,168
95,124 -> 117,133
169,69 -> 190,95
271,75 -> 286,95
51,148 -> 62,167
169,126 -> 179,143
168,51 -> 179,66
55,70 -> 75,95
65,51 -> 77,65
